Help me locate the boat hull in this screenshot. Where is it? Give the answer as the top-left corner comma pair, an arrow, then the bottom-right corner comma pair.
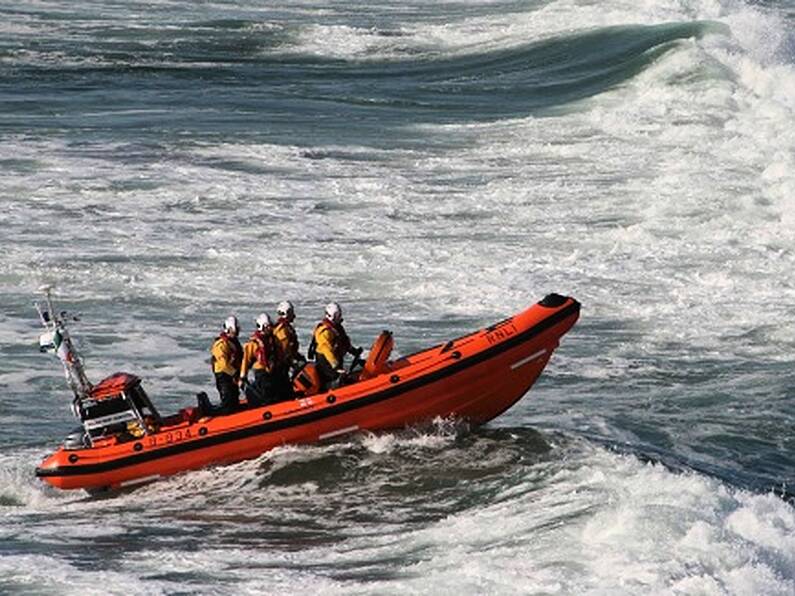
36,295 -> 580,491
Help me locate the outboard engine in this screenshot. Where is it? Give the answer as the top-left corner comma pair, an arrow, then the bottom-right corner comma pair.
63,427 -> 89,450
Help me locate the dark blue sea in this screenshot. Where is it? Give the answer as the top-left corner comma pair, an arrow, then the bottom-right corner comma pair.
1,0 -> 794,593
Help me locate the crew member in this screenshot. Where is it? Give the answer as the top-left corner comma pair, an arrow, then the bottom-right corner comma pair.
309,302 -> 361,391
210,316 -> 243,413
272,300 -> 305,402
239,313 -> 275,407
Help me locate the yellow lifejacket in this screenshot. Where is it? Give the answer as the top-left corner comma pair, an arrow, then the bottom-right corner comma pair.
309,320 -> 351,369
211,333 -> 242,376
241,330 -> 274,377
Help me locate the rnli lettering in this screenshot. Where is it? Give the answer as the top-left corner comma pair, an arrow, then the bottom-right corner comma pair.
486,323 -> 517,345
146,428 -> 193,448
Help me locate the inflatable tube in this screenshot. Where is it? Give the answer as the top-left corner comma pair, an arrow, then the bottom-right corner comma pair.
35,294 -> 580,491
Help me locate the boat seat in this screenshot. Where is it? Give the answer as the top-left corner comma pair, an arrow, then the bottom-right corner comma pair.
360,331 -> 394,381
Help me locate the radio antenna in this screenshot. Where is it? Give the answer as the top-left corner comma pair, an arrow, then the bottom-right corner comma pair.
35,285 -> 92,406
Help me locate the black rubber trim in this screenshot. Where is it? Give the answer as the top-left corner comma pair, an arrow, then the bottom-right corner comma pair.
539,293 -> 568,308
36,299 -> 579,479
486,317 -> 514,332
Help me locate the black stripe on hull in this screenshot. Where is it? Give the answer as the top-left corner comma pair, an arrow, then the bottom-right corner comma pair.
37,300 -> 580,479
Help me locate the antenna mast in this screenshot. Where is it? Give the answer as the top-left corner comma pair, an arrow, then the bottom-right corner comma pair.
36,285 -> 92,406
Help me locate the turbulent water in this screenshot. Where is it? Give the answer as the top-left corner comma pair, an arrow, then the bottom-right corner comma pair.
2,0 -> 795,593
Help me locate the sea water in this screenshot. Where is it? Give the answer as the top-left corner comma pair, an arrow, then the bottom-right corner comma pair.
1,0 -> 793,593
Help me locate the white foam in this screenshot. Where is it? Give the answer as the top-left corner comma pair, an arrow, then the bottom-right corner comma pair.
2,430 -> 793,593
359,418 -> 460,454
0,554 -> 180,595
333,445 -> 795,594
0,449 -> 75,510
283,0 -> 703,61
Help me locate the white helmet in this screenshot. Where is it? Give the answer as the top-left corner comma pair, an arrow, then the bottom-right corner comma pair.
223,315 -> 239,336
255,312 -> 272,331
277,300 -> 294,319
324,302 -> 342,324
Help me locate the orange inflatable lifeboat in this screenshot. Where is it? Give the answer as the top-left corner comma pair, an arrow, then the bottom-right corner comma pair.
35,293 -> 580,491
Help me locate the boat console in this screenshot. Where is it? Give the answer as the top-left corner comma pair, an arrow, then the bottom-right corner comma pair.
76,373 -> 162,445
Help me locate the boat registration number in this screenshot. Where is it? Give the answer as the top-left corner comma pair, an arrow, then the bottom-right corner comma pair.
146,428 -> 193,448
